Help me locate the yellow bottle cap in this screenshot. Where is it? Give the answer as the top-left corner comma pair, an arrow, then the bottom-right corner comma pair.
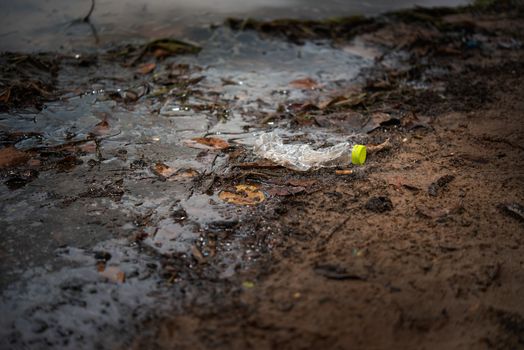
351,145 -> 367,165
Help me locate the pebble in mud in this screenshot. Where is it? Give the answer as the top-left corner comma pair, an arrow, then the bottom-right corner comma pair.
428,175 -> 455,197
172,207 -> 188,222
3,169 -> 39,190
94,251 -> 112,262
498,202 -> 524,222
364,196 -> 393,213
130,159 -> 147,169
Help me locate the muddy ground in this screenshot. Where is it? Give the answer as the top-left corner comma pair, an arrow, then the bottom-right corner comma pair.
1,3 -> 524,350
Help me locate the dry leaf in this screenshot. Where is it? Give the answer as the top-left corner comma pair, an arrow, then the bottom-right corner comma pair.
80,141 -> 97,153
93,119 -> 110,136
185,137 -> 230,150
401,113 -> 429,130
0,146 -> 30,169
326,93 -> 367,108
219,184 -> 265,205
289,77 -> 319,90
364,113 -> 399,133
137,62 -> 156,74
266,186 -> 305,196
99,266 -> 125,283
174,169 -> 199,178
152,162 -> 176,177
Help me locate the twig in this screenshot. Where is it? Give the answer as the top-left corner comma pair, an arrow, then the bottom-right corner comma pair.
367,138 -> 392,155
315,211 -> 354,250
83,0 -> 96,22
67,0 -> 98,44
94,138 -> 103,161
324,215 -> 351,243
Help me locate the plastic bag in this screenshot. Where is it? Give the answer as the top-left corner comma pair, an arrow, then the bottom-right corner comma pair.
253,132 -> 366,171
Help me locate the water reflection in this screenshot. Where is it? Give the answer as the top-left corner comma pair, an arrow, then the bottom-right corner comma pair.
1,0 -> 469,52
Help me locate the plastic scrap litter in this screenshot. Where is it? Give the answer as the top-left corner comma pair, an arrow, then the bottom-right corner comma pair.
254,132 -> 366,171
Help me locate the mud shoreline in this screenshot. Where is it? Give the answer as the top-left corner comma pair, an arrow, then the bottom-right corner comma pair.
1,3 -> 523,349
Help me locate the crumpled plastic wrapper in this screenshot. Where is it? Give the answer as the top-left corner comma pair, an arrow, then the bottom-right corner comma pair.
253,132 -> 353,171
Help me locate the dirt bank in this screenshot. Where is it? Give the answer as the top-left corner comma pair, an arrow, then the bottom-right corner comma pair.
130,6 -> 524,350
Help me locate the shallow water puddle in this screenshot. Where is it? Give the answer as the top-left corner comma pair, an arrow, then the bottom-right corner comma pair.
0,23 -> 380,272
0,21 -> 384,346
0,0 -> 468,52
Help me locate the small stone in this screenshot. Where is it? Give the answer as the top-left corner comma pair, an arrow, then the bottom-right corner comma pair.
365,196 -> 393,213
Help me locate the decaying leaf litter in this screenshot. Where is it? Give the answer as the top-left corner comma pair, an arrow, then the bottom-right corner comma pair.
1,1 -> 524,349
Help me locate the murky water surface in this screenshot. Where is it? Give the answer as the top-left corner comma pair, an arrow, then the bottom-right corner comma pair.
0,1 -> 466,348
1,0 -> 468,52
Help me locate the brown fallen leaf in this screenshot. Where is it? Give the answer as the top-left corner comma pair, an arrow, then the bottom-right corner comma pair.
0,146 -> 30,169
136,62 -> 156,74
152,162 -> 176,178
174,168 -> 199,178
219,184 -> 265,205
99,266 -> 125,283
325,93 -> 367,109
365,112 -> 398,133
401,113 -> 430,130
93,119 -> 110,136
80,141 -> 97,153
289,77 -> 319,90
185,137 -> 230,150
266,186 -> 305,196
